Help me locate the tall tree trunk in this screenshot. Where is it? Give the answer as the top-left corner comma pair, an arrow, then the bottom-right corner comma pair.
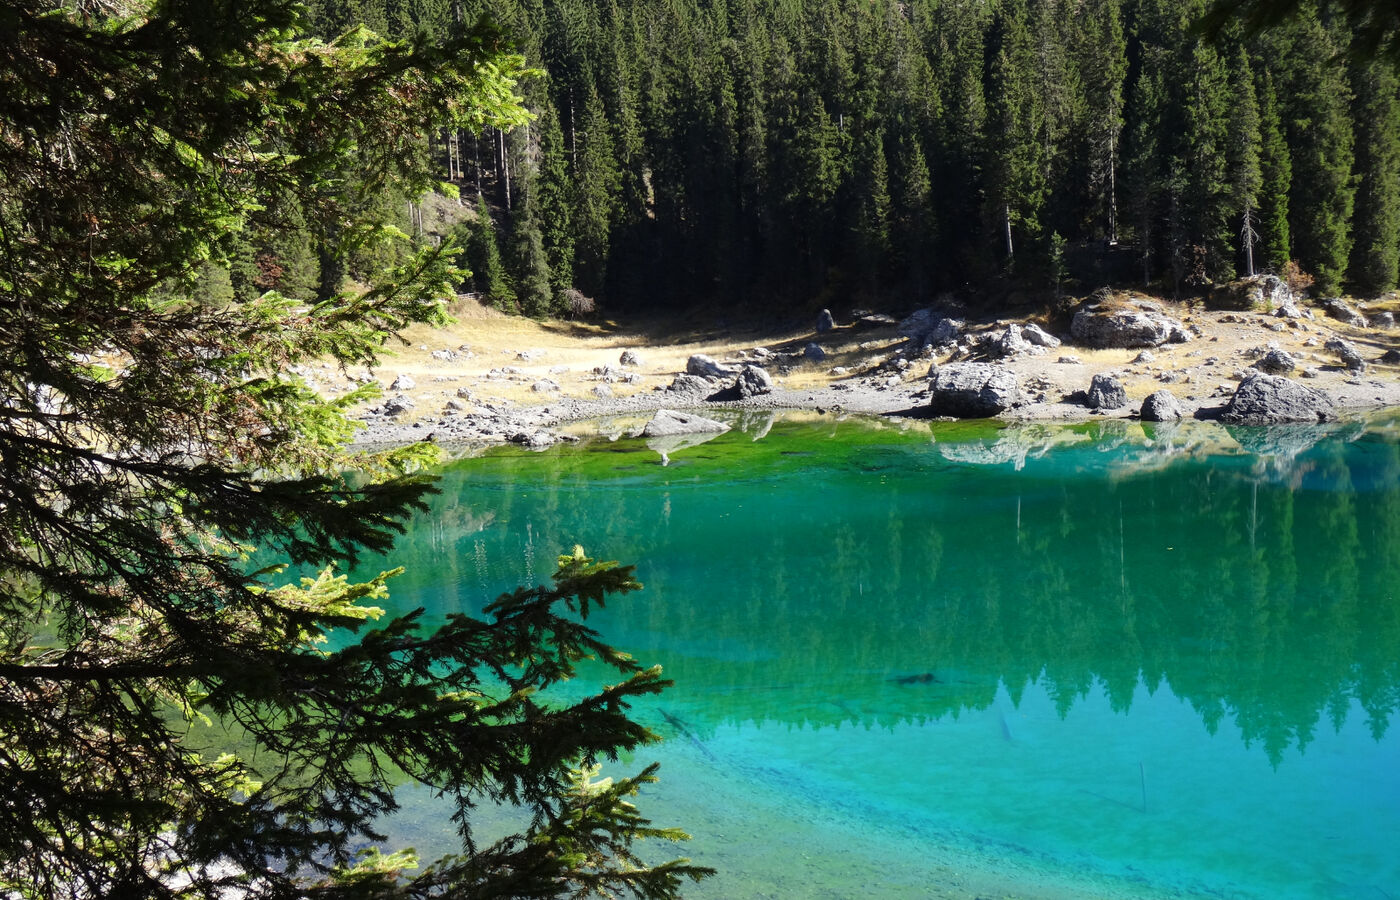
1242,204 -> 1256,276
1108,131 -> 1118,243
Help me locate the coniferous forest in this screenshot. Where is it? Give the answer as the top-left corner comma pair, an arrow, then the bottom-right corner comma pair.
246,0 -> 1400,316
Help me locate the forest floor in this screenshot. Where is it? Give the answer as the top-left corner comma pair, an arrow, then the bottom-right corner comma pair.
328,290 -> 1400,449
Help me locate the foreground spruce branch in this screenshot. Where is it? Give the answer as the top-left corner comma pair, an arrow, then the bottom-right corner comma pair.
0,2 -> 710,897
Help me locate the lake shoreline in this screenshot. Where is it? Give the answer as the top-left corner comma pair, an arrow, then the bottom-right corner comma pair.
337,293 -> 1400,451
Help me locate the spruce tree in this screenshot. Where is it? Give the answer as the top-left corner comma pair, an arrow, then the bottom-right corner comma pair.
983,0 -> 1046,271
465,194 -> 517,308
853,127 -> 893,292
1348,58 -> 1400,294
1282,9 -> 1355,294
536,100 -> 578,300
1228,47 -> 1264,277
1076,0 -> 1127,242
1257,67 -> 1294,271
571,86 -> 621,298
0,3 -> 711,897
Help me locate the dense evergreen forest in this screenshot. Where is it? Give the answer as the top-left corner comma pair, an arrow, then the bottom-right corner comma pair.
240,0 -> 1400,315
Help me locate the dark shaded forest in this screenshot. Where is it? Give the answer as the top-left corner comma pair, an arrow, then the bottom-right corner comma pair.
234,0 -> 1400,316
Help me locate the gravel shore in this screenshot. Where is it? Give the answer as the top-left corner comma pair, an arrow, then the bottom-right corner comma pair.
344,294 -> 1400,452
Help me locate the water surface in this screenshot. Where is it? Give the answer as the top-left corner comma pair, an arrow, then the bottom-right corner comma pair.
356,413 -> 1400,899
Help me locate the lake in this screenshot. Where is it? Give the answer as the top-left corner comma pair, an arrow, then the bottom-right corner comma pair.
354,412 -> 1400,899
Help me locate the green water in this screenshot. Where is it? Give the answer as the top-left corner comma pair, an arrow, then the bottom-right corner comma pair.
353,413 -> 1400,899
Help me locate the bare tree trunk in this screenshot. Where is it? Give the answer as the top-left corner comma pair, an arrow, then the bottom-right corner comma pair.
1108,131 -> 1118,244
1003,204 -> 1014,260
1241,204 -> 1257,277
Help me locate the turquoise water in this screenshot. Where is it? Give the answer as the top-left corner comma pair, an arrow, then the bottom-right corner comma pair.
351,413 -> 1400,899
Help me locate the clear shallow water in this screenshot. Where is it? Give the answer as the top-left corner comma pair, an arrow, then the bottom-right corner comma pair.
345,413 -> 1400,899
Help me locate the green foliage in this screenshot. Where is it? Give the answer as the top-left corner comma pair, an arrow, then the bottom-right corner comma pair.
299,0 -> 1400,305
462,194 -> 517,309
1257,68 -> 1294,271
1348,58 -> 1400,294
0,2 -> 709,897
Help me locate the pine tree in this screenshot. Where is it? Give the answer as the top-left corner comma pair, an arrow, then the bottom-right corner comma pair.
1348,57 -> 1400,294
1076,0 -> 1127,242
853,127 -> 893,292
983,0 -> 1046,271
1180,39 -> 1233,282
1282,9 -> 1355,294
465,194 -> 517,308
572,86 -> 620,298
1228,46 -> 1264,277
536,99 -> 578,299
1124,48 -> 1169,287
891,132 -> 936,298
0,4 -> 711,896
1257,67 -> 1293,270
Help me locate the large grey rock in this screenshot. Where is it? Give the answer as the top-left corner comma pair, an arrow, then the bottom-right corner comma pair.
1070,304 -> 1192,348
1140,390 -> 1184,422
1324,337 -> 1366,372
804,342 -> 827,362
530,379 -> 560,393
898,309 -> 962,347
665,373 -> 715,395
1220,373 -> 1336,425
735,364 -> 773,398
928,363 -> 1024,418
1246,274 -> 1292,310
1320,297 -> 1368,328
1020,323 -> 1061,349
989,325 -> 1035,358
1372,311 -> 1395,328
1211,274 -> 1293,311
619,350 -> 643,366
1252,349 -> 1297,375
389,374 -> 416,391
686,354 -> 732,378
510,430 -> 557,449
639,409 -> 731,438
1086,373 -> 1128,409
816,309 -> 836,333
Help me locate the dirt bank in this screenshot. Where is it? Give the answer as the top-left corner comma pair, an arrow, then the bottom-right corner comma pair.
318,293 -> 1400,449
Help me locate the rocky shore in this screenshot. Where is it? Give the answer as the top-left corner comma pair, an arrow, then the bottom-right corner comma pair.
341,278 -> 1400,451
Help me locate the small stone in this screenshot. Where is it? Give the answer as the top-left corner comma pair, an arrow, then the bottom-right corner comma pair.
1140,390 -> 1183,422
620,350 -> 643,366
816,309 -> 836,332
686,354 -> 731,377
389,374 -> 416,391
1252,349 -> 1297,376
735,364 -> 774,398
1086,373 -> 1127,410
